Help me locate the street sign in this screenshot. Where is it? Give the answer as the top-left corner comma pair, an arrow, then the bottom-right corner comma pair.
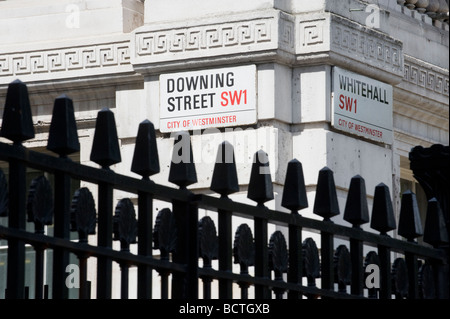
332,66 -> 393,144
160,64 -> 257,132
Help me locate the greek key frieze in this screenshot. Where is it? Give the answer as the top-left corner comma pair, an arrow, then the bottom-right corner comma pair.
135,19 -> 273,56
330,20 -> 403,75
0,43 -> 131,77
404,57 -> 449,97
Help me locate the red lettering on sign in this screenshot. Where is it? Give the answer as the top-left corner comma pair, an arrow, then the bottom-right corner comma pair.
338,94 -> 357,114
221,90 -> 247,106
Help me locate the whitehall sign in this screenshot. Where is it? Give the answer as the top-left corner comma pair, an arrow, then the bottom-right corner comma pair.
332,66 -> 393,144
160,65 -> 257,132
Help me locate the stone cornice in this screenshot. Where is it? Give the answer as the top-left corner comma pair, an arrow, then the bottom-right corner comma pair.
394,129 -> 440,150
131,9 -> 281,73
0,37 -> 136,87
292,13 -> 404,85
329,15 -> 404,81
401,55 -> 449,103
394,98 -> 449,128
131,11 -> 405,84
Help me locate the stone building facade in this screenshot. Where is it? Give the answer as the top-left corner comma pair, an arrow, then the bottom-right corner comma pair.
0,0 -> 448,298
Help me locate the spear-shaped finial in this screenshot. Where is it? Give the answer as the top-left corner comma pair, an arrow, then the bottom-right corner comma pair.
131,119 -> 160,179
47,94 -> 80,157
370,183 -> 396,235
313,167 -> 340,221
247,150 -> 273,205
210,141 -> 239,197
281,159 -> 308,213
0,79 -> 35,144
168,131 -> 197,189
90,108 -> 121,169
343,175 -> 369,228
398,190 -> 423,241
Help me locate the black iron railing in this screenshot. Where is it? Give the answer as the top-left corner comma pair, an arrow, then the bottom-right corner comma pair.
0,79 -> 448,299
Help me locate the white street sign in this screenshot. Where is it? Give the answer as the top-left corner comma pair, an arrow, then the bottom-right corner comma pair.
332,66 -> 393,144
160,65 -> 257,132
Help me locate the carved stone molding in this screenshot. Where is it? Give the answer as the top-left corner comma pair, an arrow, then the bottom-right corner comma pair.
403,55 -> 449,98
133,17 -> 275,64
329,15 -> 404,79
0,10 -> 411,85
0,8 -> 446,106
278,12 -> 295,54
296,15 -> 330,54
0,41 -> 132,84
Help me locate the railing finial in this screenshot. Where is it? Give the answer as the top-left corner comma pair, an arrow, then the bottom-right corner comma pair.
313,167 -> 340,221
423,198 -> 448,247
281,158 -> 308,213
370,182 -> 396,235
343,175 -> 370,228
398,190 -> 423,241
47,94 -> 80,157
131,119 -> 160,179
90,108 -> 121,169
210,141 -> 239,197
0,79 -> 35,145
247,150 -> 273,205
168,131 -> 197,189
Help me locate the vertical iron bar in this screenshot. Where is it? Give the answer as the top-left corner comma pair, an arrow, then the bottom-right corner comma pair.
168,131 -> 197,298
274,288 -> 283,299
254,208 -> 269,299
34,247 -> 45,299
321,230 -> 334,295
202,278 -> 212,299
159,250 -> 170,299
87,281 -> 91,298
6,159 -> 26,299
218,207 -> 233,298
96,181 -> 113,299
121,264 -> 129,299
79,255 -> 88,299
44,285 -> 49,299
378,245 -> 392,299
405,252 -> 419,299
52,171 -> 71,299
240,283 -> 249,299
172,200 -> 188,299
288,220 -> 302,299
160,272 -> 169,299
238,264 -> 250,299
433,259 -> 449,299
137,191 -> 153,299
350,237 -> 364,296
187,202 -> 199,298
338,281 -> 347,293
